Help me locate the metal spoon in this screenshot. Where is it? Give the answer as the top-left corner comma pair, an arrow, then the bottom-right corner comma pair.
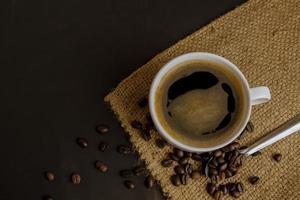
205,113 -> 300,176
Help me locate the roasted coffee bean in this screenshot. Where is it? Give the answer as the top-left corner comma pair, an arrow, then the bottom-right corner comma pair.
117,145 -> 134,155
141,129 -> 151,141
71,173 -> 81,184
207,183 -> 217,196
120,169 -> 134,178
180,174 -> 188,185
201,152 -> 211,160
191,170 -> 201,179
96,124 -> 109,134
209,162 -> 217,169
229,142 -> 240,151
225,170 -> 233,178
171,175 -> 181,186
169,153 -> 180,161
214,150 -> 222,157
230,191 -> 240,198
184,163 -> 193,174
124,180 -> 135,189
221,152 -> 226,158
248,176 -> 259,185
219,172 -> 225,181
228,166 -> 237,173
229,151 -> 239,166
273,153 -> 282,162
191,153 -> 202,161
43,195 -> 54,200
98,142 -> 108,152
209,168 -> 218,175
210,175 -> 219,184
173,148 -> 184,158
95,160 -> 108,172
246,121 -> 254,132
213,191 -> 222,200
76,137 -> 88,148
251,151 -> 262,157
218,163 -> 228,172
161,159 -> 173,167
155,139 -> 166,148
185,152 -> 193,157
144,175 -> 154,188
236,182 -> 244,192
174,165 -> 185,175
179,157 -> 189,165
131,120 -> 143,129
239,145 -> 248,150
217,157 -> 225,164
132,166 -> 146,176
138,97 -> 148,108
227,183 -> 236,192
237,129 -> 247,140
45,171 -> 55,182
219,184 -> 228,195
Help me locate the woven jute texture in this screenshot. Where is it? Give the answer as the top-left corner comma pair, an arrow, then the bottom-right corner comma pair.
105,0 -> 300,199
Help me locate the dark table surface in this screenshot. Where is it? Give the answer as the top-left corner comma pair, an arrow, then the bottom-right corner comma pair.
0,0 -> 245,199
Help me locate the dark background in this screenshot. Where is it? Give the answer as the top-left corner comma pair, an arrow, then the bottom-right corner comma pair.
0,0 -> 245,199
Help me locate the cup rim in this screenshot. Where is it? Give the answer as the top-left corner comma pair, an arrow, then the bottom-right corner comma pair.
149,52 -> 251,152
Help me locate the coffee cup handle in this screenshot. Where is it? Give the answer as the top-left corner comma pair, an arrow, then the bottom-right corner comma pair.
250,86 -> 271,105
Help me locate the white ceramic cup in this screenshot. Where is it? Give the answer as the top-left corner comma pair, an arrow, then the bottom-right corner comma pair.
149,52 -> 271,152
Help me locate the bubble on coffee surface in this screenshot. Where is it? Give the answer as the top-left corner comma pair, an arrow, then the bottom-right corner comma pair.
167,71 -> 236,136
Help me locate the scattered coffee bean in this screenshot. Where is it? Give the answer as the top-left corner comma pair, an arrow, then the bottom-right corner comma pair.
207,183 -> 217,196
43,195 -> 54,200
95,160 -> 108,172
131,120 -> 143,129
185,152 -> 192,157
171,175 -> 181,186
179,157 -> 189,165
180,174 -> 188,185
248,176 -> 259,185
71,173 -> 81,184
174,165 -> 185,175
225,170 -> 233,178
132,166 -> 146,176
124,180 -> 135,189
245,121 -> 254,132
161,159 -> 173,167
44,171 -> 55,182
155,139 -> 166,148
230,190 -> 240,198
214,150 -> 222,157
219,184 -> 228,195
237,129 -> 247,140
209,162 -> 217,169
96,124 -> 109,134
76,137 -> 88,148
120,169 -> 134,178
217,157 -> 225,164
191,153 -> 202,161
209,168 -> 218,175
145,175 -> 154,188
218,163 -> 228,172
210,175 -> 219,184
236,182 -> 244,192
169,153 -> 180,161
117,145 -> 134,155
227,183 -> 236,192
213,190 -> 222,200
98,142 -> 108,152
184,163 -> 193,174
141,129 -> 151,141
251,151 -> 262,157
173,148 -> 184,158
273,153 -> 282,162
138,97 -> 148,108
229,142 -> 240,151
191,171 -> 201,179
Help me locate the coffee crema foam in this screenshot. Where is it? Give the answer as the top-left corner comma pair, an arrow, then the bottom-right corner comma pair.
154,60 -> 247,148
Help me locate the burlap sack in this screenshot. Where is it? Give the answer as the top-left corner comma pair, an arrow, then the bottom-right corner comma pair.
105,0 -> 300,199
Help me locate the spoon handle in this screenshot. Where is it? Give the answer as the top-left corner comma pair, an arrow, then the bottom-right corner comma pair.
240,114 -> 300,156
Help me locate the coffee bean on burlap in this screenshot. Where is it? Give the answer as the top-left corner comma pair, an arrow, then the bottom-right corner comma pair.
171,175 -> 181,186
273,153 -> 282,162
236,182 -> 244,192
214,150 -> 222,157
95,160 -> 108,172
124,180 -> 135,189
210,175 -> 219,184
131,120 -> 143,129
96,124 -> 109,134
44,171 -> 55,182
179,157 -> 189,165
144,175 -> 154,188
191,153 -> 202,161
161,159 -> 173,167
71,173 -> 81,184
141,129 -> 151,141
246,121 -> 254,132
230,190 -> 241,198
248,176 -> 260,185
169,153 -> 180,161
173,148 -> 184,158
120,169 -> 134,178
213,190 -> 222,200
218,163 -> 228,172
184,163 -> 193,174
217,157 -> 225,164
180,174 -> 188,185
219,184 -> 228,195
155,139 -> 167,148
207,183 -> 217,196
174,165 -> 185,175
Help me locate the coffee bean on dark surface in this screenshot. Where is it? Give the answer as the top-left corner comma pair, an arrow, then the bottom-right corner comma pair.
236,182 -> 244,192
207,183 -> 217,196
138,97 -> 148,108
171,175 -> 181,186
132,166 -> 146,176
273,153 -> 282,162
191,171 -> 201,179
155,139 -> 166,148
169,153 -> 180,161
71,173 -> 81,184
161,159 -> 173,167
145,175 -> 154,189
120,169 -> 133,178
124,180 -> 135,189
131,120 -> 143,129
213,191 -> 222,200
251,151 -> 262,157
43,195 -> 54,200
98,142 -> 108,152
45,171 -> 55,182
76,137 -> 88,148
248,176 -> 260,185
173,148 -> 184,158
96,124 -> 109,134
174,165 -> 185,175
191,153 -> 202,161
117,145 -> 134,155
95,160 -> 108,172
179,157 -> 189,165
245,121 -> 254,132
180,174 -> 188,185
